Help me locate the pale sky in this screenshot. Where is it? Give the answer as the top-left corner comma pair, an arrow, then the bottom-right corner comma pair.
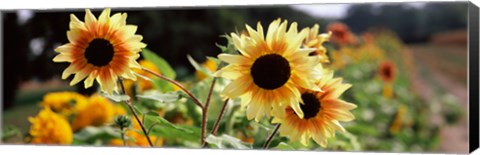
291,2 -> 427,19
291,4 -> 351,19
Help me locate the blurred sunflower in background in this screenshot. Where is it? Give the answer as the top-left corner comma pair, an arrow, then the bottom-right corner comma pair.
28,108 -> 73,145
389,104 -> 408,134
378,60 -> 397,98
195,58 -> 218,80
72,94 -> 122,131
52,8 -> 146,94
326,22 -> 357,46
303,24 -> 332,63
39,91 -> 88,116
378,60 -> 396,83
272,70 -> 356,147
216,18 -> 323,121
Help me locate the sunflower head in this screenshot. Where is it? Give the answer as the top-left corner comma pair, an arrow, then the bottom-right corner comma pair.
326,22 -> 357,46
215,18 -> 324,121
72,94 -> 117,131
378,60 -> 397,83
272,71 -> 356,147
39,91 -> 88,116
53,8 -> 146,94
28,108 -> 73,144
303,24 -> 332,63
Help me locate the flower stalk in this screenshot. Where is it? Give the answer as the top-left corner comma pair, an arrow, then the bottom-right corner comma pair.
263,124 -> 281,149
119,79 -> 154,147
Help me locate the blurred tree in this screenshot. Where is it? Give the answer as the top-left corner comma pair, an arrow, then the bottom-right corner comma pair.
341,2 -> 467,43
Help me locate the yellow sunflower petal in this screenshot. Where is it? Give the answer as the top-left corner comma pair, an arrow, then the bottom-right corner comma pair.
218,54 -> 249,64
52,54 -> 72,62
84,9 -> 98,31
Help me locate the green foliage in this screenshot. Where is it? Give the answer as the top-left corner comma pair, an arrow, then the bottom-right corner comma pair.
187,55 -> 212,78
205,134 -> 252,149
141,48 -> 176,79
136,91 -> 180,104
74,126 -> 121,145
143,113 -> 201,143
2,125 -> 22,141
141,48 -> 177,92
101,92 -> 130,102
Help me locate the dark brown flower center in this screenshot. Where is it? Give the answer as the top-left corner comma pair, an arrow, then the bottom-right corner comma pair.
85,38 -> 114,67
250,54 -> 291,90
299,92 -> 321,119
382,66 -> 392,79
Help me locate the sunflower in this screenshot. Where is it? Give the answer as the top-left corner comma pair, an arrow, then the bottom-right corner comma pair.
326,22 -> 357,46
195,58 -> 218,80
215,19 -> 323,121
303,24 -> 332,63
72,94 -> 117,131
272,70 -> 356,147
39,91 -> 88,116
28,108 -> 73,144
378,60 -> 396,83
53,8 -> 146,94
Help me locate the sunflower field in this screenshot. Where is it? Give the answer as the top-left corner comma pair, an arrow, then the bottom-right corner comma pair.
1,5 -> 467,154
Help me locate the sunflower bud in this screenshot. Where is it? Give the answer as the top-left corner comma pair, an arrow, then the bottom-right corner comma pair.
114,115 -> 132,129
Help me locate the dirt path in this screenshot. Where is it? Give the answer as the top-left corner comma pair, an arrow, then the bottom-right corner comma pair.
406,44 -> 469,154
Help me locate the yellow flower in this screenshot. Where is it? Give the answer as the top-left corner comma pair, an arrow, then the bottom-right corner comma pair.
133,60 -> 160,91
39,91 -> 88,116
389,104 -> 408,134
72,94 -> 117,131
195,59 -> 218,80
53,8 -> 146,94
330,48 -> 354,70
382,83 -> 394,99
28,108 -> 73,144
303,24 -> 332,63
215,19 -> 323,121
272,71 -> 357,147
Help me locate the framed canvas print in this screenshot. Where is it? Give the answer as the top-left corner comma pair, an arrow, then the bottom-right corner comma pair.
1,0 -> 479,154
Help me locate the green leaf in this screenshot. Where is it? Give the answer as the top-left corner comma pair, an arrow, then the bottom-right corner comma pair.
133,105 -> 144,115
1,125 -> 21,141
74,126 -> 120,143
101,92 -> 130,102
141,48 -> 176,79
187,54 -> 212,77
274,142 -> 295,150
205,134 -> 252,149
142,114 -> 200,142
151,79 -> 175,93
136,91 -> 180,104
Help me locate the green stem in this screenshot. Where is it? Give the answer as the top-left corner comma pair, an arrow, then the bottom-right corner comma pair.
201,77 -> 218,146
142,67 -> 204,108
263,124 -> 281,149
119,79 -> 154,147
